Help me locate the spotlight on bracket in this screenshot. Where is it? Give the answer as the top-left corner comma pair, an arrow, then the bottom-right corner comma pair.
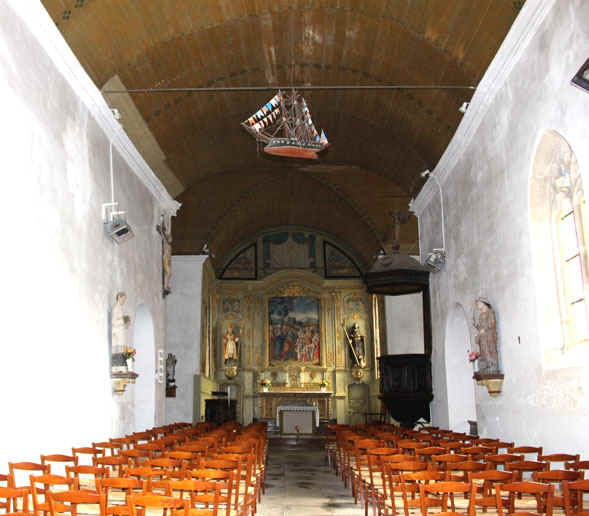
425,248 -> 446,271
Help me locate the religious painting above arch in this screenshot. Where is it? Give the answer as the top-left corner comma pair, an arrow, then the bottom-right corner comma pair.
220,243 -> 257,280
268,296 -> 320,365
263,231 -> 316,273
324,242 -> 361,278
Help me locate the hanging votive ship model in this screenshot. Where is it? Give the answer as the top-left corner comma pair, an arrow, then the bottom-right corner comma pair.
242,90 -> 328,159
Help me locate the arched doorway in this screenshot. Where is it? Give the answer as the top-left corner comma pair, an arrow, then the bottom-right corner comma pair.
133,304 -> 156,432
444,304 -> 476,433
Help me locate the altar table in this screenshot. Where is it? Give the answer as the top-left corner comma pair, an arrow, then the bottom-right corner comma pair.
276,405 -> 319,434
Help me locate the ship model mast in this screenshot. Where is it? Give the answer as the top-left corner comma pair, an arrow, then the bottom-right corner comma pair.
242,90 -> 328,159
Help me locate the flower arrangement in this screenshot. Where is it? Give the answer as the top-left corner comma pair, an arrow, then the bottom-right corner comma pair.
320,380 -> 328,388
123,347 -> 136,361
468,350 -> 480,362
260,378 -> 271,387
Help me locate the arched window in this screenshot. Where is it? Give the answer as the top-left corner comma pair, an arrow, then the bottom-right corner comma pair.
551,162 -> 589,350
530,130 -> 588,365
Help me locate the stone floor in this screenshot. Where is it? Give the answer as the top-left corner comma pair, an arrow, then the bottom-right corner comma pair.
257,437 -> 364,516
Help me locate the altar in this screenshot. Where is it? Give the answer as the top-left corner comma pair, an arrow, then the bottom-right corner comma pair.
258,391 -> 332,422
277,405 -> 319,434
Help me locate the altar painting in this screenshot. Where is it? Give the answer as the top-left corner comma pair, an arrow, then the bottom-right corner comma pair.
269,296 -> 320,364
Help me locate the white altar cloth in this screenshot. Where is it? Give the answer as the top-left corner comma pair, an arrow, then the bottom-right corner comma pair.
276,405 -> 320,429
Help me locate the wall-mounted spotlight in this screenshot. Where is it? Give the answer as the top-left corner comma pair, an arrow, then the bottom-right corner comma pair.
572,58 -> 589,92
102,141 -> 135,244
421,169 -> 446,272
458,102 -> 469,114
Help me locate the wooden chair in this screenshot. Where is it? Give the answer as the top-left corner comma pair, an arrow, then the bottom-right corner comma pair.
93,442 -> 123,457
8,464 -> 50,490
397,440 -> 428,456
126,493 -> 187,516
419,481 -> 477,516
468,469 -> 515,513
166,479 -> 225,516
445,460 -> 487,483
562,478 -> 589,516
459,446 -> 495,461
123,467 -> 165,491
96,477 -> 143,516
30,474 -> 78,516
40,456 -> 78,477
189,468 -> 248,516
532,469 -> 583,511
71,447 -> 104,466
495,481 -> 554,516
565,460 -> 589,477
508,447 -> 543,461
65,465 -> 109,493
507,461 -> 549,482
416,447 -> 446,464
0,485 -> 32,514
93,456 -> 129,477
431,454 -> 469,473
399,470 -> 445,516
538,454 -> 580,471
485,454 -> 524,471
47,489 -> 106,516
120,450 -> 150,468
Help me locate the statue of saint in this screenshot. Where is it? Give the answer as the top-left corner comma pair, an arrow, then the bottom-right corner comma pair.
111,292 -> 131,353
223,324 -> 241,363
473,298 -> 499,373
343,321 -> 366,368
166,353 -> 177,385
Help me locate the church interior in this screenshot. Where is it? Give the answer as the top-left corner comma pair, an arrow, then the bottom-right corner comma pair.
2,0 -> 589,514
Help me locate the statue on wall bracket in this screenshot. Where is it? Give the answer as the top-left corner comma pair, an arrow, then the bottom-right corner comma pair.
223,323 -> 241,378
472,297 -> 504,396
343,321 -> 366,369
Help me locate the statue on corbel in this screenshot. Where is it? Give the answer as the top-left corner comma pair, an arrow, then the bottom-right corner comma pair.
342,320 -> 367,376
223,323 -> 241,378
472,298 -> 504,396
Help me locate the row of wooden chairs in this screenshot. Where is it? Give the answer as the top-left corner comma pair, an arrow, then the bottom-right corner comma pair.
327,423 -> 588,516
1,421 -> 267,516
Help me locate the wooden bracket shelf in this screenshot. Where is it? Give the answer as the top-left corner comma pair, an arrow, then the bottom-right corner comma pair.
111,371 -> 138,396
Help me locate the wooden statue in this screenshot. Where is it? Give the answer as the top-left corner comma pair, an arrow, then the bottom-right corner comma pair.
473,298 -> 499,373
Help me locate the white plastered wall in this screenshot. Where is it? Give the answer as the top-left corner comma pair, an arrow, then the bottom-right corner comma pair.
412,0 -> 589,457
165,256 -> 208,424
0,3 -> 178,468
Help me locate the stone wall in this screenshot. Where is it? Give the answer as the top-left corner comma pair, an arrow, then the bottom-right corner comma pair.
0,3 -> 177,467
411,0 -> 589,456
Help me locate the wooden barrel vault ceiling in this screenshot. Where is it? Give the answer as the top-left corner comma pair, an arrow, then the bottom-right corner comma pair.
42,0 -> 524,269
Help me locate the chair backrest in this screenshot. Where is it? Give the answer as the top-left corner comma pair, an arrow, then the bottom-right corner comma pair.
40,455 -> 78,476
538,454 -> 580,470
65,465 -> 109,492
47,489 -> 106,516
30,473 -> 78,512
8,463 -> 50,489
93,456 -> 129,476
0,486 -> 30,513
419,481 -> 476,516
495,481 -> 554,516
126,493 -> 187,516
507,446 -> 543,461
96,477 -> 143,503
71,447 -> 104,466
167,479 -> 224,516
486,454 -> 524,469
563,478 -> 589,516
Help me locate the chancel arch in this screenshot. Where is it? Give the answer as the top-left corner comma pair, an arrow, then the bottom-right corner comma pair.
191,227 -> 383,428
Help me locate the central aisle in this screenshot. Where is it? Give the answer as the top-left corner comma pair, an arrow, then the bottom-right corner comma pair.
257,437 -> 365,516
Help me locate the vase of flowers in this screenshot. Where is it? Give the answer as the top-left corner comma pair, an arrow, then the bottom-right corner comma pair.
124,347 -> 136,372
260,378 -> 271,392
319,380 -> 328,392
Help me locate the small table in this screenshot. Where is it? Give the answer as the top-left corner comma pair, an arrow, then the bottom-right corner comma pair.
276,405 -> 319,434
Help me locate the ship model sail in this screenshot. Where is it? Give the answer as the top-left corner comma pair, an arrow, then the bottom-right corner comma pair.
241,90 -> 328,159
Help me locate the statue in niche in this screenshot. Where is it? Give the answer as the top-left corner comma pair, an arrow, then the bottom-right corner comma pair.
473,298 -> 499,373
223,323 -> 241,364
343,321 -> 366,368
111,292 -> 131,354
166,353 -> 177,397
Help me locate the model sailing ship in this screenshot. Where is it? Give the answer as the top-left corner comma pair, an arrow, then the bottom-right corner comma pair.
241,90 -> 328,159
